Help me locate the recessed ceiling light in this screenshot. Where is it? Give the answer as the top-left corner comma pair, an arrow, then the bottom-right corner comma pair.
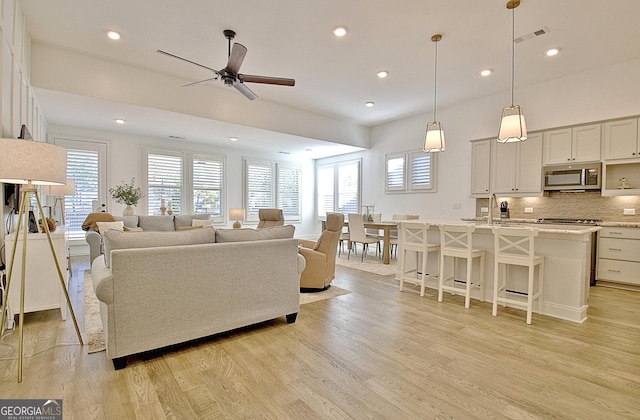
114,118 -> 125,124
333,26 -> 347,37
480,69 -> 492,77
376,70 -> 389,78
365,101 -> 375,108
545,48 -> 559,57
107,30 -> 121,40
229,137 -> 238,142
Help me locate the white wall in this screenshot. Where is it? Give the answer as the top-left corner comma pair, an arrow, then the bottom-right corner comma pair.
320,58 -> 640,221
46,124 -> 319,239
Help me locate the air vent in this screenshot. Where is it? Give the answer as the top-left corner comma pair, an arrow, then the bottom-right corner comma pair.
514,26 -> 549,44
168,135 -> 185,140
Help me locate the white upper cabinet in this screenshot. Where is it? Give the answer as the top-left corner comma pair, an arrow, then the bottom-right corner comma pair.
543,124 -> 601,165
470,139 -> 491,196
492,132 -> 543,195
603,118 -> 639,160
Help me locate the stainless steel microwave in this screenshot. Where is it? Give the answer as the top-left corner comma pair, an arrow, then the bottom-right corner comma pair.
543,163 -> 601,191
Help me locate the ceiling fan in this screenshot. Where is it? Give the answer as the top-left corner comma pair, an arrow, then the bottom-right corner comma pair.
157,29 -> 295,101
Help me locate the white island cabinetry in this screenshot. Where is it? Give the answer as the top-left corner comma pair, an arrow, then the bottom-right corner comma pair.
396,221 -> 597,323
597,226 -> 640,286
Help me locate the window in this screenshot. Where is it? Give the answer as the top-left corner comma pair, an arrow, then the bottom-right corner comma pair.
316,159 -> 361,217
385,150 -> 436,193
54,139 -> 107,241
147,152 -> 183,215
192,156 -> 223,217
145,150 -> 225,221
244,159 -> 301,222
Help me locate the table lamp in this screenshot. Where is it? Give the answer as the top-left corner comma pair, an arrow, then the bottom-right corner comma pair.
230,208 -> 245,228
0,138 -> 83,382
45,179 -> 76,225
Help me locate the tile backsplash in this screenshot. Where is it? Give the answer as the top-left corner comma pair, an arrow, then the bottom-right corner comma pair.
476,191 -> 640,222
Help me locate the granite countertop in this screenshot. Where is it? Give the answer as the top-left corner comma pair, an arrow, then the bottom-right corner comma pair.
461,217 -> 640,230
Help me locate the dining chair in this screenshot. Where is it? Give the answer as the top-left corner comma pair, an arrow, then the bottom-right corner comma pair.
347,213 -> 381,262
365,213 -> 382,255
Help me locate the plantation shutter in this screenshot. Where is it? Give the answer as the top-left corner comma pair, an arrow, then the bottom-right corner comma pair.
409,152 -> 432,189
65,148 -> 99,240
246,161 -> 274,221
147,153 -> 183,215
192,156 -> 223,218
276,164 -> 301,221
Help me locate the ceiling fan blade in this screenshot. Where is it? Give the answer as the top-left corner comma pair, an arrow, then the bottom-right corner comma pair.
157,49 -> 219,74
240,74 -> 295,86
233,82 -> 258,100
182,77 -> 218,88
226,43 -> 247,74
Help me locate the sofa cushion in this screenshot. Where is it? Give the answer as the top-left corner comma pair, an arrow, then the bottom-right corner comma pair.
138,215 -> 175,231
174,214 -> 210,229
103,228 -> 216,267
192,219 -> 214,227
96,221 -> 124,234
114,215 -> 139,228
215,225 -> 295,243
123,226 -> 144,232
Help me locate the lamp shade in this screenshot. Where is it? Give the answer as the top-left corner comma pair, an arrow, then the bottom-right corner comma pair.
498,106 -> 527,143
424,121 -> 446,152
46,179 -> 76,196
0,138 -> 67,185
229,208 -> 245,220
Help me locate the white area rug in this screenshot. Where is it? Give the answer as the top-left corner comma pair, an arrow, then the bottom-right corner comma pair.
300,286 -> 350,305
83,270 -> 106,353
335,252 -> 397,276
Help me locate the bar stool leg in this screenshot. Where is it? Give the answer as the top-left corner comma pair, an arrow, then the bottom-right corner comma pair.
465,256 -> 472,309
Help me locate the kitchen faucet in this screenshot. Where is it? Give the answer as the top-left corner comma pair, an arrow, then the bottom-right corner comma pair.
487,193 -> 498,225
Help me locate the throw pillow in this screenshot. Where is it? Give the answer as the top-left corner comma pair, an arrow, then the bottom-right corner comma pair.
96,221 -> 124,234
81,212 -> 116,231
215,225 -> 295,243
192,219 -> 213,227
123,226 -> 143,232
173,214 -> 210,228
138,215 -> 175,231
176,225 -> 202,231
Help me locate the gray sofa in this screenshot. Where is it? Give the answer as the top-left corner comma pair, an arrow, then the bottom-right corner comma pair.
85,214 -> 210,264
90,225 -> 305,369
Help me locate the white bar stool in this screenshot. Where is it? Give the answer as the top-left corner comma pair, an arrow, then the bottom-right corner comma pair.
438,224 -> 485,308
492,227 -> 545,324
399,222 -> 439,296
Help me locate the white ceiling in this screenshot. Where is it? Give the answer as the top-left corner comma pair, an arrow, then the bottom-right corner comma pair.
19,0 -> 640,157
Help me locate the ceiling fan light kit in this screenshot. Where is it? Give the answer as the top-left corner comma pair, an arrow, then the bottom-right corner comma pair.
424,33 -> 446,153
157,29 -> 295,101
498,0 -> 528,143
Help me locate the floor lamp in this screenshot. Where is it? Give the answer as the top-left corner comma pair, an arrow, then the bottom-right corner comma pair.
0,138 -> 83,383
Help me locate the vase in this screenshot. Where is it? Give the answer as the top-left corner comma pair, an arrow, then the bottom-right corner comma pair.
123,205 -> 135,216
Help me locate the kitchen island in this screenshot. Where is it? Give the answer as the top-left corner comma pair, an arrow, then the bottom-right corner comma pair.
396,221 -> 600,323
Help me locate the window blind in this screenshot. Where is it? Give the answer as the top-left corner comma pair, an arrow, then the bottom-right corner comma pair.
147,153 -> 183,215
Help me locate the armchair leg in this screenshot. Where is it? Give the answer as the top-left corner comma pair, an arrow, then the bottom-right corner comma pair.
112,357 -> 127,370
286,313 -> 298,324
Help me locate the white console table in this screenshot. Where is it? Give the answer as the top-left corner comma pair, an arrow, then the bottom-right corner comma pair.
4,225 -> 69,320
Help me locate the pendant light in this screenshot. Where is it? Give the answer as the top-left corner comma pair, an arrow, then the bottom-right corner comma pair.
424,34 -> 445,152
498,0 -> 527,143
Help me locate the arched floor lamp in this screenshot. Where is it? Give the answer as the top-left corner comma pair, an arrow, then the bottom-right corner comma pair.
0,138 -> 83,382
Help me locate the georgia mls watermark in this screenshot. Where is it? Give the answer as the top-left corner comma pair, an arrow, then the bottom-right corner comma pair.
0,399 -> 62,420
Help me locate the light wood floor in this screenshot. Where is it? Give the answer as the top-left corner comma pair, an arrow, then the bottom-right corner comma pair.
1,256 -> 639,419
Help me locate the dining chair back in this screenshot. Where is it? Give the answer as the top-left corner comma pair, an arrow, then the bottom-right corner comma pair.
347,213 -> 380,262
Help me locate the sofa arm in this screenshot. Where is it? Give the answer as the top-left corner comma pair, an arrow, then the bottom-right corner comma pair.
91,257 -> 113,305
86,230 -> 102,264
297,253 -> 307,274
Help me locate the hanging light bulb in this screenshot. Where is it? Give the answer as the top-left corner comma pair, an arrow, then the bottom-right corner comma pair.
498,0 -> 527,143
424,34 -> 445,152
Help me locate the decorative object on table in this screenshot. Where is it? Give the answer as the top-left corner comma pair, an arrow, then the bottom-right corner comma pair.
362,204 -> 375,222
424,34 -> 446,152
167,201 -> 174,215
230,208 -> 245,228
500,200 -> 509,220
39,217 -> 57,232
109,177 -> 144,216
0,137 -> 84,383
160,198 -> 167,215
497,0 -> 527,143
617,177 -> 632,189
45,178 -> 75,225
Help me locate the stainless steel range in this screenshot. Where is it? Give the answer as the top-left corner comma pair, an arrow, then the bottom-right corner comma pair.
535,218 -> 602,286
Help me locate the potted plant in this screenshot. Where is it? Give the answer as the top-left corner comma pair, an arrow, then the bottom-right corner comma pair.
109,177 -> 144,216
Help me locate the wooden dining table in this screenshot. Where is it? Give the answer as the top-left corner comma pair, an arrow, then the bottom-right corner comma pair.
323,220 -> 399,264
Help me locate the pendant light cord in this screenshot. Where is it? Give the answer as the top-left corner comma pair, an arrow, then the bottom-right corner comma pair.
433,39 -> 438,122
510,6 -> 515,106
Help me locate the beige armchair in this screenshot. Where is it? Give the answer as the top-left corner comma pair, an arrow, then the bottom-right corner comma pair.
298,212 -> 344,291
257,208 -> 284,229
